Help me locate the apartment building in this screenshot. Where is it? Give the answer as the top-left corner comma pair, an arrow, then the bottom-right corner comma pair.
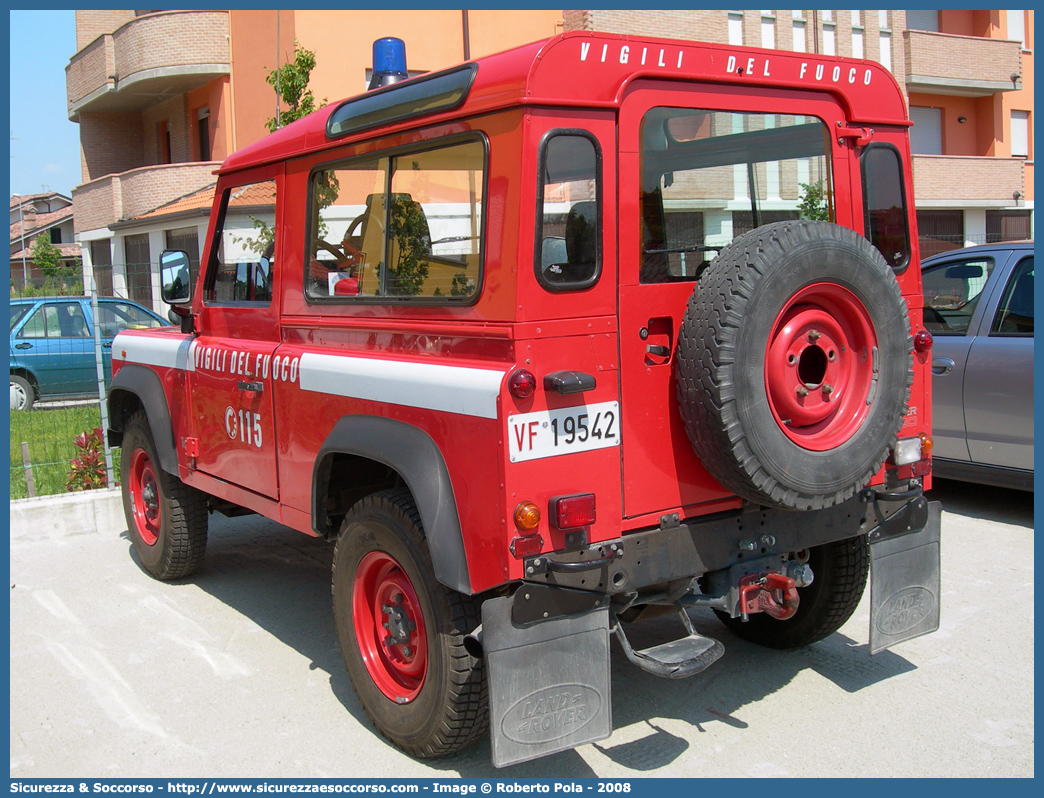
66,9 -> 561,307
562,9 -> 1033,256
66,10 -> 1032,307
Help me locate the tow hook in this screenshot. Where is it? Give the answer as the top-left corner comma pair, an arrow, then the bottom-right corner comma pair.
739,572 -> 799,621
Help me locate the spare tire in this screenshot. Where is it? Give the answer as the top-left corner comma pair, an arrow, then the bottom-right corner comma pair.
676,220 -> 913,510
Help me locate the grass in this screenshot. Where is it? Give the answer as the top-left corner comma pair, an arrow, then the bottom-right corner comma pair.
9,403 -> 120,500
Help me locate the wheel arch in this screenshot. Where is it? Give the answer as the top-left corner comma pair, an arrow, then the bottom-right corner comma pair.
10,366 -> 38,387
314,415 -> 472,595
107,364 -> 179,476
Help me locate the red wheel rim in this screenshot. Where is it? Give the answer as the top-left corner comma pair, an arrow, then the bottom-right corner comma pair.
129,448 -> 161,546
765,283 -> 878,451
352,551 -> 428,703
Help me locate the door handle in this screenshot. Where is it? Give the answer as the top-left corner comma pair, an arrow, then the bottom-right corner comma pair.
931,357 -> 955,375
14,342 -> 32,350
645,344 -> 671,357
237,380 -> 264,392
102,342 -> 113,349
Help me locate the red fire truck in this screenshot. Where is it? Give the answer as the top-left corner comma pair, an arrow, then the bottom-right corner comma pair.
109,32 -> 940,767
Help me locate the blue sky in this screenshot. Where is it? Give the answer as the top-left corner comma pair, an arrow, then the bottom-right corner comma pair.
8,9 -> 80,198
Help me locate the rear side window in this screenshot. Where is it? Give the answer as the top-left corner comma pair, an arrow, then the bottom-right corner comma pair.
861,144 -> 911,271
535,131 -> 601,292
204,180 -> 277,305
306,137 -> 485,303
922,257 -> 994,334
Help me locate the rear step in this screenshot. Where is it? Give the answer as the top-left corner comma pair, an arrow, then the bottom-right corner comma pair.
612,608 -> 724,679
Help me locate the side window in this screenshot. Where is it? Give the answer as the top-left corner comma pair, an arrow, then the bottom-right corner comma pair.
535,132 -> 601,291
97,303 -> 164,338
922,257 -> 995,334
991,256 -> 1034,336
307,137 -> 485,302
204,180 -> 277,304
17,302 -> 89,339
639,109 -> 832,283
861,144 -> 911,270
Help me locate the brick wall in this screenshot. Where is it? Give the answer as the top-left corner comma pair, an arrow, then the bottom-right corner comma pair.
913,155 -> 1024,202
72,163 -> 220,234
65,34 -> 113,111
142,95 -> 191,166
568,9 -> 728,43
78,112 -> 145,184
120,163 -> 220,221
111,10 -> 229,79
905,29 -> 1022,85
72,178 -> 119,234
68,11 -> 229,121
75,10 -> 135,51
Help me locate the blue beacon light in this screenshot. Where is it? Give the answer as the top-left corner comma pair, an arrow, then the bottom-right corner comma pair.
368,37 -> 409,90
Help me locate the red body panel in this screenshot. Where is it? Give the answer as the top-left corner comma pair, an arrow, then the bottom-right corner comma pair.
112,30 -> 931,595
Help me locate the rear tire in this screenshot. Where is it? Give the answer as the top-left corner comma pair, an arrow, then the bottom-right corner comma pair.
715,535 -> 869,649
333,488 -> 487,758
121,412 -> 208,580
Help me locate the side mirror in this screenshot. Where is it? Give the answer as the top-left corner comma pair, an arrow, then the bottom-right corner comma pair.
160,250 -> 192,305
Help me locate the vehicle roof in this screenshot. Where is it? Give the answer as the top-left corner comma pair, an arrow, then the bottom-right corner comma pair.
220,31 -> 910,175
10,296 -> 155,304
922,240 -> 1035,263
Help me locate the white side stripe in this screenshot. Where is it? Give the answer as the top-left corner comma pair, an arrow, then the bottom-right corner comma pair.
113,333 -> 195,371
299,353 -> 504,420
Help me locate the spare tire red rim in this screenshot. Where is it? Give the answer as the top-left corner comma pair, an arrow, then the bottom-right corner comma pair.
352,551 -> 428,703
765,282 -> 878,451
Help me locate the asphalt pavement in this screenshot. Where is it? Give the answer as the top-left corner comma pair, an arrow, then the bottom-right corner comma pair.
8,479 -> 1035,778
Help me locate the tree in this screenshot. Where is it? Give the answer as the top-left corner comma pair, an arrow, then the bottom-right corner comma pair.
387,196 -> 431,296
265,42 -> 325,133
798,180 -> 831,222
31,232 -> 66,277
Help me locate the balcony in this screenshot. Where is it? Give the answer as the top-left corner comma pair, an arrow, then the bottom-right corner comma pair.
904,30 -> 1022,97
67,10 -> 229,122
72,162 -> 219,234
912,155 -> 1026,208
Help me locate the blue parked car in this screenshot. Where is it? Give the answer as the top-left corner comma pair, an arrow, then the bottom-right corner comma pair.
10,296 -> 168,410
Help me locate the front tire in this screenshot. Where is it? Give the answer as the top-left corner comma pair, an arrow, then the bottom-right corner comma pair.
121,412 -> 208,580
10,375 -> 34,411
333,489 -> 487,759
715,535 -> 870,649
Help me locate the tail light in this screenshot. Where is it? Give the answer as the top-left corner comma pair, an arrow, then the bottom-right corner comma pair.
550,493 -> 596,530
914,329 -> 933,352
508,369 -> 537,399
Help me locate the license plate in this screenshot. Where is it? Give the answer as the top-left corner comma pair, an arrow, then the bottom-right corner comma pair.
508,401 -> 620,463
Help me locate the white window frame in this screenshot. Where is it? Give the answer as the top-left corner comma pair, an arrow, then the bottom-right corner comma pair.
1011,110 -> 1030,158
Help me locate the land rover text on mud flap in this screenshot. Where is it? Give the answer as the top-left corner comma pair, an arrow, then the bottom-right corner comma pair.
109,33 -> 941,767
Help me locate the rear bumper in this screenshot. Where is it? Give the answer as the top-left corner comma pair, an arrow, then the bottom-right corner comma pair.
522,488 -> 927,595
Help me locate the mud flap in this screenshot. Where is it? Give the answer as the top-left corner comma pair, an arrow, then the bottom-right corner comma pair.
482,591 -> 612,768
869,500 -> 942,654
